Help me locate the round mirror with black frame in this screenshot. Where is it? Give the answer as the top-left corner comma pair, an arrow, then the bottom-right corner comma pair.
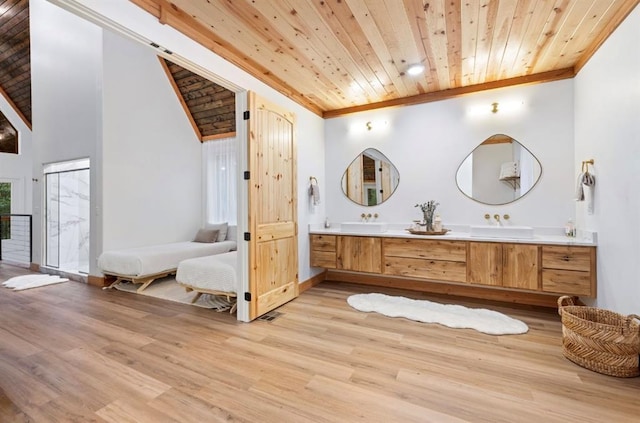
455,134 -> 542,205
341,148 -> 400,206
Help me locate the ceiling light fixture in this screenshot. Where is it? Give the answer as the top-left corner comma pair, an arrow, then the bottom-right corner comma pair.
407,64 -> 425,76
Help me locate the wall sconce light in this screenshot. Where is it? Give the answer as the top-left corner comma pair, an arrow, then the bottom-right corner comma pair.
491,102 -> 499,113
366,121 -> 373,131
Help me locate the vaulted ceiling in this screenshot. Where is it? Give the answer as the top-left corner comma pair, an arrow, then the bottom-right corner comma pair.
131,0 -> 638,117
160,58 -> 236,140
0,0 -> 31,130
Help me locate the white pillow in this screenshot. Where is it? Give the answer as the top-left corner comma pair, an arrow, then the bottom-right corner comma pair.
206,222 -> 228,242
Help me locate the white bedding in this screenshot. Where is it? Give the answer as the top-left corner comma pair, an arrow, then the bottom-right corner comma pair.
176,251 -> 237,293
98,240 -> 237,277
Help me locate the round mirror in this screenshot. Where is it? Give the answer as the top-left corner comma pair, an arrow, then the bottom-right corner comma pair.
341,148 -> 400,206
456,134 -> 542,205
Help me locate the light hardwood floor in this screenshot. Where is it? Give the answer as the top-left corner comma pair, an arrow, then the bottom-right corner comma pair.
1,263 -> 638,422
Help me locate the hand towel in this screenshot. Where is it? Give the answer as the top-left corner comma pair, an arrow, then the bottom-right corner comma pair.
582,172 -> 596,214
309,182 -> 320,205
575,172 -> 596,214
575,172 -> 585,201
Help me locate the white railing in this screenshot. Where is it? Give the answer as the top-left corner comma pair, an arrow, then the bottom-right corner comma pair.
0,214 -> 32,265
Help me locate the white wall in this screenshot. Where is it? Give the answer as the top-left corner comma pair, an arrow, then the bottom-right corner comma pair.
101,30 -> 202,251
325,80 -> 575,228
31,0 -> 103,273
574,6 -> 640,314
0,96 -> 32,214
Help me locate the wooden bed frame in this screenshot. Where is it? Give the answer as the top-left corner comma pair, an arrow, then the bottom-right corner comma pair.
104,269 -> 176,293
177,282 -> 237,313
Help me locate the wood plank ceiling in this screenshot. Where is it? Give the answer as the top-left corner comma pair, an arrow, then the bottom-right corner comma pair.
160,58 -> 236,141
0,0 -> 31,129
131,0 -> 639,117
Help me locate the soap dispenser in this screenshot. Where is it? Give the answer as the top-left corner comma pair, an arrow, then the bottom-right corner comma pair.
433,213 -> 443,232
324,217 -> 331,229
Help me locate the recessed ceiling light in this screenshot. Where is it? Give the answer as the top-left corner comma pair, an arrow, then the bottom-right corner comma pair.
407,64 -> 425,75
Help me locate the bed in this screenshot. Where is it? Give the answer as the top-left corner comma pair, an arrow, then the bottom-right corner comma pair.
99,224 -> 236,292
175,251 -> 238,313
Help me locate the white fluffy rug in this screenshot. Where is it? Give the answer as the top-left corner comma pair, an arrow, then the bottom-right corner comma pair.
112,277 -> 234,312
2,274 -> 69,291
347,293 -> 528,335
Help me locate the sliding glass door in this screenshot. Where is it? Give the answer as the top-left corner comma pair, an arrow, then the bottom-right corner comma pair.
44,159 -> 90,274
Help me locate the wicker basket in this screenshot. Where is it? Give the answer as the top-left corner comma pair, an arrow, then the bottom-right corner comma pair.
558,296 -> 640,377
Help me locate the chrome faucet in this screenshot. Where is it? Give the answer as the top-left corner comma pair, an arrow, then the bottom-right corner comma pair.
494,214 -> 501,226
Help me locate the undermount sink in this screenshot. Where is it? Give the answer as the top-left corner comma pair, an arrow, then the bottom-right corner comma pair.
470,225 -> 534,239
341,221 -> 389,233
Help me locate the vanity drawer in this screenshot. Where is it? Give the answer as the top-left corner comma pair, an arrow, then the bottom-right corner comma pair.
542,246 -> 593,272
542,269 -> 593,296
384,256 -> 467,283
311,251 -> 337,269
311,235 -> 336,252
384,238 -> 467,262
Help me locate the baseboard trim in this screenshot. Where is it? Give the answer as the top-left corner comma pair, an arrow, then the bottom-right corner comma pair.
87,275 -> 107,287
299,270 -> 326,294
325,270 -> 561,308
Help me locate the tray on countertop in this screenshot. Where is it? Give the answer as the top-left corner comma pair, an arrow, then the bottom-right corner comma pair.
405,228 -> 451,236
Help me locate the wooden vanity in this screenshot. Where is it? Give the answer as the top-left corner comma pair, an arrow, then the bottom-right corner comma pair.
310,234 -> 596,307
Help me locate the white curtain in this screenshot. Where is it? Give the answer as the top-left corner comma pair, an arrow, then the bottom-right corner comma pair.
203,137 -> 237,225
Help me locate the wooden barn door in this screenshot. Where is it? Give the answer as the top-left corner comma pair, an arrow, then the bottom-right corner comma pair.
247,92 -> 298,320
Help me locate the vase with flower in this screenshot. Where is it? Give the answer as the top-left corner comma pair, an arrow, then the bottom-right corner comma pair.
415,200 -> 439,232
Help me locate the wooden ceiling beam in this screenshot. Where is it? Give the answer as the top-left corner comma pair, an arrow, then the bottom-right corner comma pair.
0,85 -> 31,130
202,132 -> 236,142
323,68 -> 575,118
158,57 -> 202,141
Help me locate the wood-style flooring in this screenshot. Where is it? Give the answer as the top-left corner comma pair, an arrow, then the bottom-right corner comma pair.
1,263 -> 638,422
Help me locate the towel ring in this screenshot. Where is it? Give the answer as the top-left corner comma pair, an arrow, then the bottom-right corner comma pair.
309,176 -> 318,185
581,159 -> 594,173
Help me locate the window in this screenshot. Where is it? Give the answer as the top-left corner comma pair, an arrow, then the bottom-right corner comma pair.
203,137 -> 237,225
0,112 -> 18,155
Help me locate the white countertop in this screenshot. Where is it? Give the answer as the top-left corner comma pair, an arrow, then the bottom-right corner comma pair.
309,223 -> 597,246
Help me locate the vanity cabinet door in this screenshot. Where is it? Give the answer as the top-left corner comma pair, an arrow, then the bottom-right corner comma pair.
468,242 -> 539,290
337,236 -> 382,273
468,242 -> 502,286
310,235 -> 337,268
502,244 -> 540,290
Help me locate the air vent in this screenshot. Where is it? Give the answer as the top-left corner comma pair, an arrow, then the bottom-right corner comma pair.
258,311 -> 283,322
